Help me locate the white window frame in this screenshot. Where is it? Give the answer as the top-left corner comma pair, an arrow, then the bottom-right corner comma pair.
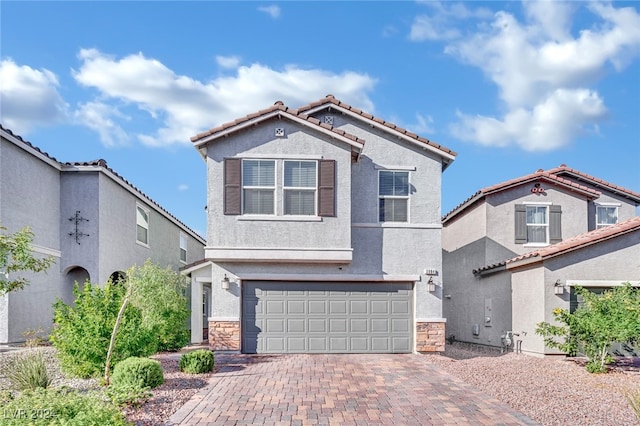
378,170 -> 410,223
524,203 -> 549,246
136,204 -> 150,247
283,160 -> 318,216
241,159 -> 276,215
179,232 -> 187,264
595,203 -> 619,229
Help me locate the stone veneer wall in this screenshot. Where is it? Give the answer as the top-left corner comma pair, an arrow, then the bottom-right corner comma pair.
208,321 -> 240,350
416,322 -> 445,352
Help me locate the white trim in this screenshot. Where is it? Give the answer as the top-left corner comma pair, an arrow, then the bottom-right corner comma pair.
179,232 -> 188,264
374,165 -> 417,171
195,276 -> 213,283
565,280 -> 640,287
523,243 -> 550,248
378,169 -> 410,223
283,159 -> 318,216
207,316 -> 239,322
30,244 -> 62,258
415,318 -> 447,323
352,222 -> 441,229
594,202 -> 622,207
238,153 -> 324,160
238,273 -> 420,282
206,247 -> 353,263
521,201 -> 553,205
238,215 -> 322,222
136,203 -> 150,247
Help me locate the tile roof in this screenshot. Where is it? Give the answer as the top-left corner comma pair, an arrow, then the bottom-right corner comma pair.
473,215 -> 640,274
296,94 -> 457,159
547,164 -> 640,203
506,215 -> 640,268
1,124 -> 205,244
190,100 -> 365,150
443,168 -> 601,223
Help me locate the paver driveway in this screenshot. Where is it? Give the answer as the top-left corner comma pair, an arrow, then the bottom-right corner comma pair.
168,353 -> 538,426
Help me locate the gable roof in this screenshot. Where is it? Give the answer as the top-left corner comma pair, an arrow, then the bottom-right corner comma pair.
506,215 -> 640,269
547,164 -> 640,205
296,95 -> 457,169
473,215 -> 640,275
191,100 -> 365,158
443,168 -> 601,224
1,124 -> 205,244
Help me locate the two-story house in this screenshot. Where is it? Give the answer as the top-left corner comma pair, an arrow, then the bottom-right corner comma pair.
183,95 -> 457,353
442,166 -> 640,356
0,125 -> 206,344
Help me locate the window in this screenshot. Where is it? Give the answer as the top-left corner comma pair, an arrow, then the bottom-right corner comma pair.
526,205 -> 548,243
242,160 -> 275,215
179,233 -> 187,263
515,204 -> 562,245
224,158 -> 335,217
284,161 -> 317,215
596,205 -> 618,229
136,205 -> 149,245
379,170 -> 409,222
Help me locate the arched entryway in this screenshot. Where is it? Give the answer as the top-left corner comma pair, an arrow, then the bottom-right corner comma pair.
109,271 -> 126,285
63,266 -> 90,304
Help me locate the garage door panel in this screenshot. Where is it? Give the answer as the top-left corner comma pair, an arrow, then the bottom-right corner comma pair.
243,281 -> 412,353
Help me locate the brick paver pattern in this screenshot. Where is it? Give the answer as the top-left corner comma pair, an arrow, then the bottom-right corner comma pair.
168,353 -> 538,426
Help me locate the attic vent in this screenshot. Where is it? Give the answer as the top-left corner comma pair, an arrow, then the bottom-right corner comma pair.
275,128 -> 285,137
324,116 -> 334,125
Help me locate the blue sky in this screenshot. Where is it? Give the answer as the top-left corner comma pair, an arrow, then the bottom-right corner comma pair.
2,1 -> 639,236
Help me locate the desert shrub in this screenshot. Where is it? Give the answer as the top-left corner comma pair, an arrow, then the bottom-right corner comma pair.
627,388 -> 640,422
5,350 -> 52,391
111,357 -> 164,389
50,281 -> 156,378
179,349 -> 214,374
106,383 -> 152,407
1,387 -> 129,425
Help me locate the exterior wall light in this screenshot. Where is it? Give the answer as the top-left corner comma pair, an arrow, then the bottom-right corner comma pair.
427,277 -> 437,292
554,279 -> 565,295
221,274 -> 230,290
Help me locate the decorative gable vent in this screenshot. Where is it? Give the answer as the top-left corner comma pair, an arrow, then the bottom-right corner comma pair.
275,128 -> 285,137
324,116 -> 334,125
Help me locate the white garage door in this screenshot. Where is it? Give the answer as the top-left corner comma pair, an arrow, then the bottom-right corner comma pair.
242,281 -> 413,353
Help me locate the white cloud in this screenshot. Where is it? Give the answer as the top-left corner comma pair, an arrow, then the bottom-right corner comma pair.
0,59 -> 68,133
178,184 -> 189,191
258,5 -> 280,19
409,1 -> 491,41
74,101 -> 130,147
441,2 -> 640,151
216,55 -> 241,69
406,113 -> 435,135
72,49 -> 376,147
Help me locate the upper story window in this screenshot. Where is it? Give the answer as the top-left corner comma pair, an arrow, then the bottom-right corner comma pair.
515,203 -> 562,246
379,170 -> 409,222
224,158 -> 335,217
136,205 -> 149,246
179,232 -> 187,263
242,160 -> 275,215
284,160 -> 317,215
596,205 -> 618,229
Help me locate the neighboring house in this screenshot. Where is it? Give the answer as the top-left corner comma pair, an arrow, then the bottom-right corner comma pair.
442,166 -> 640,356
183,95 -> 457,353
0,125 -> 206,344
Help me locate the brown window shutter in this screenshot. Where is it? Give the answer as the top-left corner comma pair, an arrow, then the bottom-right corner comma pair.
224,159 -> 241,215
514,204 -> 526,244
549,205 -> 562,244
318,160 -> 336,217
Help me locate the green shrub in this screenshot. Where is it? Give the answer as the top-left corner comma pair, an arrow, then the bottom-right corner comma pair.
50,281 -> 157,378
111,357 -> 164,389
1,387 -> 130,425
5,350 -> 53,391
179,349 -> 214,374
106,383 -> 152,407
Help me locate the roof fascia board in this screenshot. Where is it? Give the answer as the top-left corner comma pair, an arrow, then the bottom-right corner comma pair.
304,103 -> 456,163
2,131 -> 61,170
192,110 -> 364,152
62,164 -> 206,244
557,171 -> 640,203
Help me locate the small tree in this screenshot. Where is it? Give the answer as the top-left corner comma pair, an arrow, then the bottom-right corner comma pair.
104,260 -> 189,384
536,284 -> 640,373
0,226 -> 55,294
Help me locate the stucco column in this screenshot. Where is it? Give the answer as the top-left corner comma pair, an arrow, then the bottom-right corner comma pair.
190,276 -> 203,344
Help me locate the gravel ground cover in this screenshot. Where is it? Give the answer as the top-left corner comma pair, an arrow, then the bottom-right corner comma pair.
1,344 -> 638,425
